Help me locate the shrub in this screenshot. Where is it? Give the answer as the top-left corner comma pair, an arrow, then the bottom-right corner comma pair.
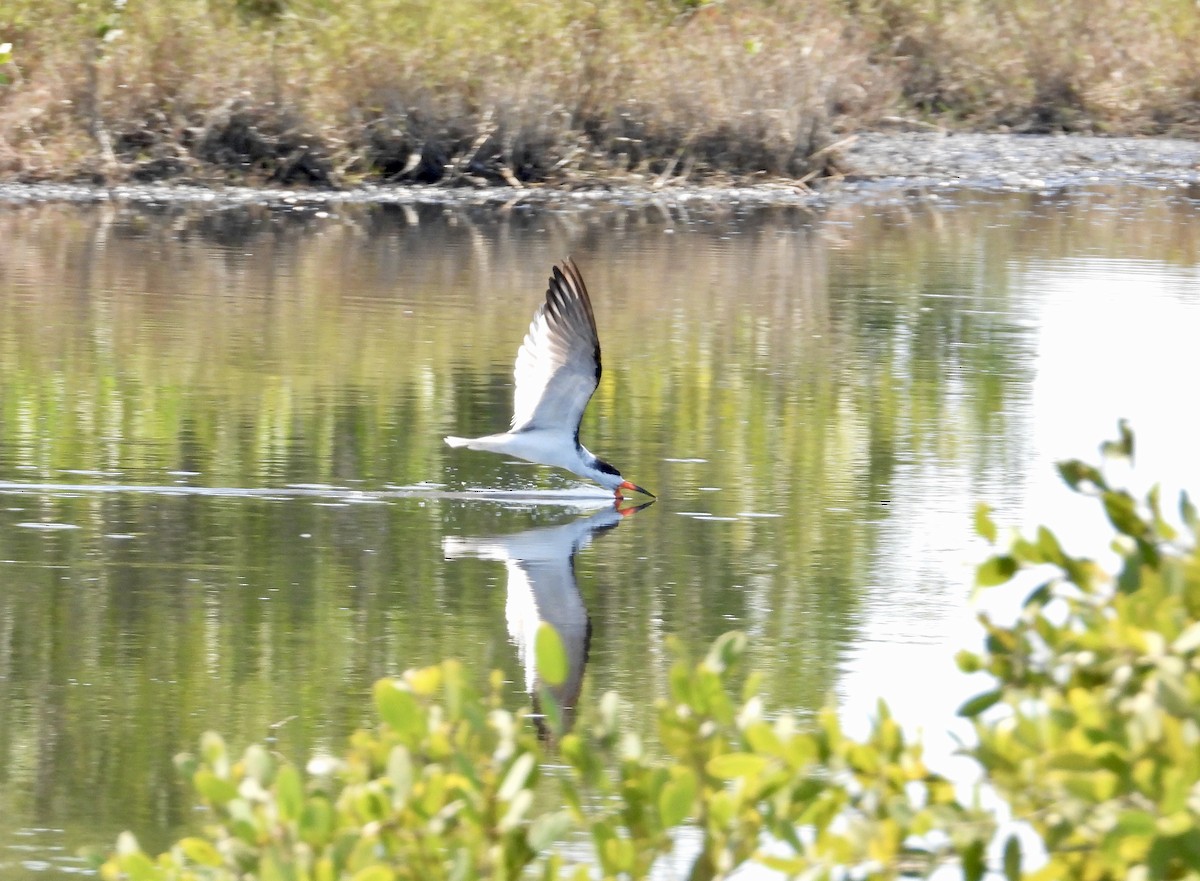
101,424 -> 1200,879
100,634 -> 991,880
964,421 -> 1200,877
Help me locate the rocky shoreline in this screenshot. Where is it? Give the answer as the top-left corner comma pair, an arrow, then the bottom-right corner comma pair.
0,132 -> 1197,209
842,131 -> 1200,190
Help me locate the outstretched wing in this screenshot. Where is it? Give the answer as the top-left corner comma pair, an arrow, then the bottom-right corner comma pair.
510,259 -> 602,436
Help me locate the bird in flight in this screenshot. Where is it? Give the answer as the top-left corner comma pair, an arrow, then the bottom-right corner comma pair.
445,258 -> 654,499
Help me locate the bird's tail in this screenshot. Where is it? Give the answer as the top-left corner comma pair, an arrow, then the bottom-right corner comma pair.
445,433 -> 513,454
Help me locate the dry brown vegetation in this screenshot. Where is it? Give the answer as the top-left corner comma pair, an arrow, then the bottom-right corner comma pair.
0,0 -> 1197,187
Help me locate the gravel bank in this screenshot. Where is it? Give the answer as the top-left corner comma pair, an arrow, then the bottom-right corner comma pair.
0,133 -> 1197,209
840,132 -> 1200,190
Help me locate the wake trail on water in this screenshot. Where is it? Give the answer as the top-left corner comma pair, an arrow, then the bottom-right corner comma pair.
0,481 -> 618,507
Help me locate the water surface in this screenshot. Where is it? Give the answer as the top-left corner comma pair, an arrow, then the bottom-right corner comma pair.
0,186 -> 1197,875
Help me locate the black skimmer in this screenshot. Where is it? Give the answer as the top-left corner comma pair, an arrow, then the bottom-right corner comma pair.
445,258 -> 655,499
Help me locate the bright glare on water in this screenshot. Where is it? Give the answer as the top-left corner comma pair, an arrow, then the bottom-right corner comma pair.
0,186 -> 1198,874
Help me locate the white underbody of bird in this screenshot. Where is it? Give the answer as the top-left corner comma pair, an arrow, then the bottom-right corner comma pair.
445,258 -> 654,499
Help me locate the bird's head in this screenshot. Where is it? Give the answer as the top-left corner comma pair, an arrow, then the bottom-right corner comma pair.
593,458 -> 655,498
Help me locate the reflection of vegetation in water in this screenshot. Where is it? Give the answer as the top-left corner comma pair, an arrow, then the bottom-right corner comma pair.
0,189 -> 1193,860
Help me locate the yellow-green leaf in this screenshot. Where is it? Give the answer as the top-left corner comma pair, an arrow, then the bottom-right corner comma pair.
499,789 -> 533,831
498,753 -> 536,802
659,768 -> 697,826
116,852 -> 159,881
535,623 -> 568,686
958,689 -> 1003,718
974,503 -> 997,543
706,752 -> 767,780
704,631 -> 747,673
1172,621 -> 1200,654
177,837 -> 221,867
528,810 -> 573,851
260,852 -> 289,881
387,745 -> 413,807
200,732 -> 230,778
977,555 -> 1017,587
1157,812 -> 1193,836
193,769 -> 238,805
374,680 -> 422,737
1003,834 -> 1022,881
244,744 -> 272,785
274,764 -> 303,822
300,798 -> 335,847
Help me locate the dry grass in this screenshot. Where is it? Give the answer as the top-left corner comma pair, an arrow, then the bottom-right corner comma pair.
0,0 -> 1196,186
852,0 -> 1200,133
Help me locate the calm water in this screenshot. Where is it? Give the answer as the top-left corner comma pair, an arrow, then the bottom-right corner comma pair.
0,186 -> 1198,875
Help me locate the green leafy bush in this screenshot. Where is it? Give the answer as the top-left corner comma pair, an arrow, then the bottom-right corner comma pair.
964,422 -> 1200,878
102,425 -> 1200,880
101,631 -> 990,881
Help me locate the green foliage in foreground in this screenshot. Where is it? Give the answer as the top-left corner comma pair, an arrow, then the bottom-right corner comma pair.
101,633 -> 989,881
102,426 -> 1200,880
964,422 -> 1200,879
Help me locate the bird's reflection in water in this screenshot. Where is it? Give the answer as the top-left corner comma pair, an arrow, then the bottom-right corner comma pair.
444,500 -> 653,739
